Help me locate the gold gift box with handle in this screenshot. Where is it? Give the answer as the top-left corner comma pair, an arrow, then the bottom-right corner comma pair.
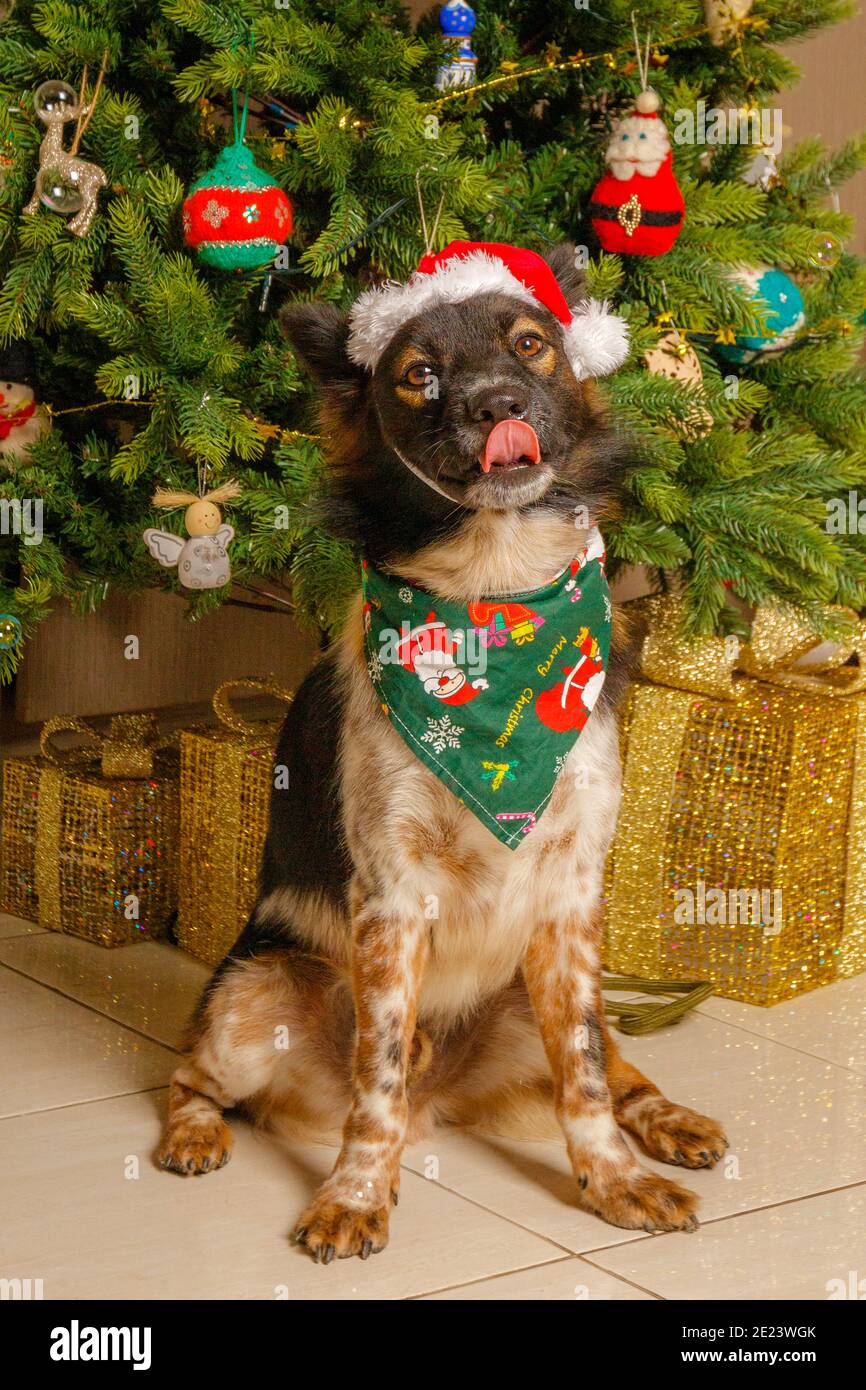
603,599 -> 866,1006
177,678 -> 293,967
1,714 -> 179,947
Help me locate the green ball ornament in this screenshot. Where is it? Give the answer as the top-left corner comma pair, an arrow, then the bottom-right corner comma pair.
182,139 -> 293,272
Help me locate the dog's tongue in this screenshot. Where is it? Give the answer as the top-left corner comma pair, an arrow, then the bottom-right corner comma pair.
480,420 -> 541,473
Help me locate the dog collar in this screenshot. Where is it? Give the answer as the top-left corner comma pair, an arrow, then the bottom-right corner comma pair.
362,528 -> 612,848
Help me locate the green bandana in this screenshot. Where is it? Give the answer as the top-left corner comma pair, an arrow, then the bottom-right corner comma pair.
362,528 -> 612,848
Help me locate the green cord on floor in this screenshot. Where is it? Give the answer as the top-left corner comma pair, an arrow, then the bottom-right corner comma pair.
602,975 -> 714,1035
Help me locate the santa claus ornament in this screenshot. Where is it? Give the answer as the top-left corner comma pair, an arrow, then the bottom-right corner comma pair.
361,529 -> 612,849
0,342 -> 51,465
143,480 -> 240,590
590,88 -> 685,257
182,92 -> 292,271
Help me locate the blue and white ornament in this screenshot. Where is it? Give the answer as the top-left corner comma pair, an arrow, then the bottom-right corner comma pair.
716,265 -> 805,364
436,1 -> 477,92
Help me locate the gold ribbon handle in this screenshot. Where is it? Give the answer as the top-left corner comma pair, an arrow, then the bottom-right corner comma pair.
39,713 -> 162,778
212,677 -> 294,736
636,596 -> 866,701
636,596 -> 739,699
740,606 -> 866,697
40,716 -> 103,767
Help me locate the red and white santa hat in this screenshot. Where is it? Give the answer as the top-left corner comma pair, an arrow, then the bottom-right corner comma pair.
347,240 -> 629,381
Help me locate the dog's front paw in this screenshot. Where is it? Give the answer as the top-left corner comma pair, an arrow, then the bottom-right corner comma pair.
579,1164 -> 700,1233
623,1098 -> 728,1170
159,1118 -> 232,1175
293,1186 -> 392,1263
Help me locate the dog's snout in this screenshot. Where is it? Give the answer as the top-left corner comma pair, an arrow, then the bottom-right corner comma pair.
467,386 -> 529,427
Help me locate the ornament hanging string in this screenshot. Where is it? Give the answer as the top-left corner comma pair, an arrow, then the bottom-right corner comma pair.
415,169 -> 446,257
657,284 -> 687,353
70,49 -> 109,157
231,80 -> 250,150
630,12 -> 652,93
227,27 -> 253,162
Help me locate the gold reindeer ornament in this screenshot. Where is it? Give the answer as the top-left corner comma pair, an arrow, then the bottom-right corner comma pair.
23,79 -> 108,238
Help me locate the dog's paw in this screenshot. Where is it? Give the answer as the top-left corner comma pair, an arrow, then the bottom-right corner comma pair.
579,1165 -> 700,1233
623,1098 -> 728,1169
293,1189 -> 392,1263
159,1118 -> 232,1176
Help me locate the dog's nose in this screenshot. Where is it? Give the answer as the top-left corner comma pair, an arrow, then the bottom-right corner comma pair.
467,386 -> 529,427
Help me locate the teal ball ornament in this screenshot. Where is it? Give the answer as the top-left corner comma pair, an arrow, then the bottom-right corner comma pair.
716,266 -> 805,364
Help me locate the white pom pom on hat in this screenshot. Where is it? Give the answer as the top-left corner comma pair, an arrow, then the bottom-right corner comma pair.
347,240 -> 629,381
635,88 -> 661,115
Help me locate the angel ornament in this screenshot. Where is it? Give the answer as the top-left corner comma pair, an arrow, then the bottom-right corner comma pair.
143,481 -> 240,591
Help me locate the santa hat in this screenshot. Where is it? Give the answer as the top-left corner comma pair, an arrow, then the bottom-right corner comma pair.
347,240 -> 629,381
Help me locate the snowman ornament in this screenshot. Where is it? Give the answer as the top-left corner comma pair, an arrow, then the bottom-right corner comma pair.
0,342 -> 51,465
143,481 -> 240,591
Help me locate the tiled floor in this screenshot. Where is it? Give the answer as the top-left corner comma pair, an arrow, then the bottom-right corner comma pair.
1,910 -> 864,1301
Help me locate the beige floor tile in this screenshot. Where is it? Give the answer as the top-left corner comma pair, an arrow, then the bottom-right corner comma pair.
699,972 -> 866,1074
421,1257 -> 654,1300
0,966 -> 175,1117
0,1090 -> 562,1300
0,911 -> 46,940
588,1184 -> 866,1301
0,935 -> 209,1050
403,1010 -> 866,1253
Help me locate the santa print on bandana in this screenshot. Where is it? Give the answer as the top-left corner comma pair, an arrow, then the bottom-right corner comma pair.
363,528 -> 612,848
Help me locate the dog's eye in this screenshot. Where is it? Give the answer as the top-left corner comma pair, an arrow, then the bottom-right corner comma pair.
514,334 -> 544,359
402,363 -> 435,387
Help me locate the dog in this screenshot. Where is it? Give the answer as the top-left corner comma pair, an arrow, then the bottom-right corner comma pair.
160,240 -> 727,1261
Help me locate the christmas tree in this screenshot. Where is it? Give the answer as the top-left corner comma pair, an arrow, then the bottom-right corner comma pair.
2,0 -> 866,683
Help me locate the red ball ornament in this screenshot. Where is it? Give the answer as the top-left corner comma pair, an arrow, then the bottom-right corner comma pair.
182,139 -> 292,271
589,90 -> 685,257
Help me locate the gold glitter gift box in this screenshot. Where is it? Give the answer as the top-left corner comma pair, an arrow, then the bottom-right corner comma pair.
0,715 -> 179,946
177,678 -> 293,966
603,599 -> 866,1006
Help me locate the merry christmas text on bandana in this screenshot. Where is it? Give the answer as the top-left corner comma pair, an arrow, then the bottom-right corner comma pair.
362,528 -> 612,849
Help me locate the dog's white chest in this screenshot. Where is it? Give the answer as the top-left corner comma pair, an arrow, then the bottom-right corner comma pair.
342,670 -> 621,1023
418,716 -> 620,1019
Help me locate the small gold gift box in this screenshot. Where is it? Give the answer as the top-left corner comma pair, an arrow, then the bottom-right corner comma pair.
1,714 -> 179,946
177,678 -> 293,967
603,600 -> 866,1006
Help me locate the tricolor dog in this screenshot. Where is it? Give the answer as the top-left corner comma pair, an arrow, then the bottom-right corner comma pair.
160,241 -> 727,1261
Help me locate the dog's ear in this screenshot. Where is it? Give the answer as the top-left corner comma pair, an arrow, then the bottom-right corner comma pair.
281,302 -> 366,398
543,242 -> 587,307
